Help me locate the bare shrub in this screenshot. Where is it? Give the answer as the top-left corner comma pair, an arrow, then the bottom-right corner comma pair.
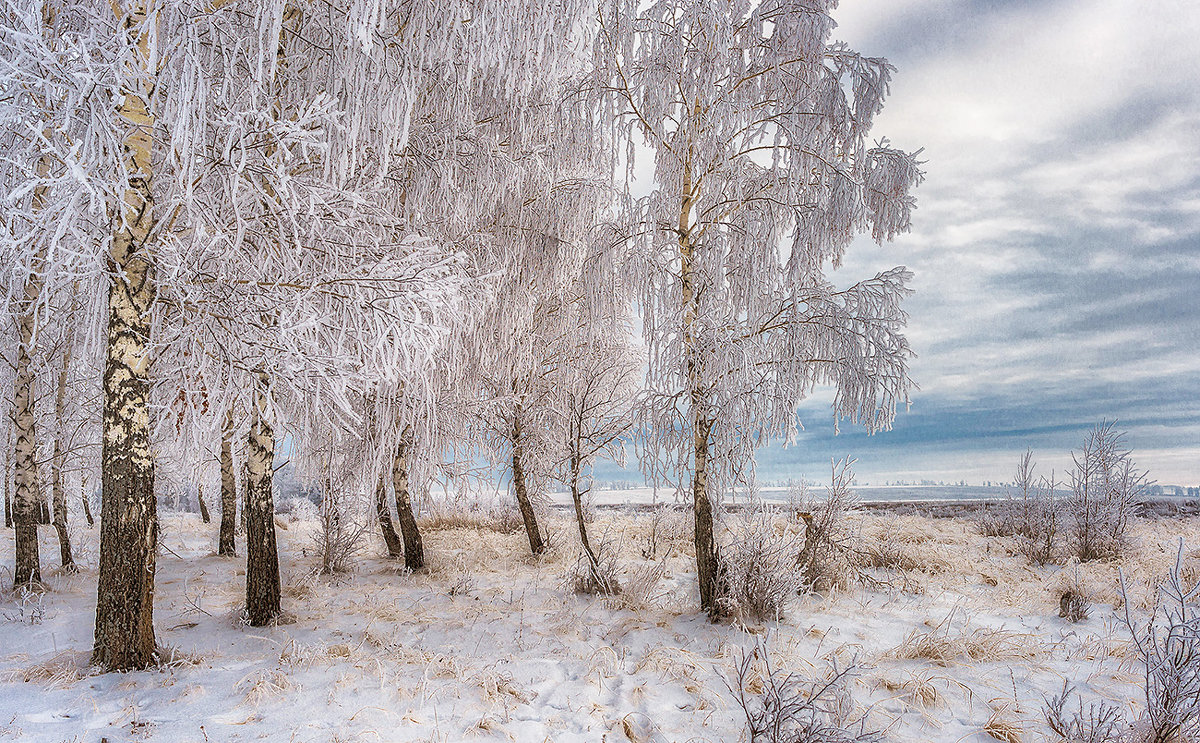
1123,543 -> 1200,743
640,503 -> 690,559
313,489 -> 369,575
795,459 -> 860,593
978,504 -> 1018,538
1045,542 -> 1200,743
1043,682 -> 1126,743
719,510 -> 805,623
1055,567 -> 1092,623
567,535 -> 621,596
1068,422 -> 1148,562
729,639 -> 882,743
978,451 -> 1062,565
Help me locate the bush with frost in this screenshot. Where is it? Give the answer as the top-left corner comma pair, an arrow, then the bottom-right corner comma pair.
729,639 -> 881,743
719,510 -> 804,623
1068,422 -> 1148,562
1044,542 -> 1200,742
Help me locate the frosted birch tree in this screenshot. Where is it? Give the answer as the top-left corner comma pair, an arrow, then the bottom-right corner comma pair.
1,0 -> 63,589
592,0 -> 923,616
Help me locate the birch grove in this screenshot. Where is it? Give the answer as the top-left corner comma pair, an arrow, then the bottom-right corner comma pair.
0,0 -> 925,668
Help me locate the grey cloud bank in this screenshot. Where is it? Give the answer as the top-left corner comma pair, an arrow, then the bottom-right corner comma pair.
808,0 -> 1200,484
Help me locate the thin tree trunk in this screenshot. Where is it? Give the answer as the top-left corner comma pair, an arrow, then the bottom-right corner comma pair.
12,290 -> 42,588
569,446 -> 598,568
52,353 -> 74,571
92,0 -> 159,672
37,492 -> 52,525
80,474 -> 93,527
392,425 -> 424,570
245,372 -> 280,626
239,463 -> 248,535
10,2 -> 62,588
34,459 -> 49,525
511,418 -> 545,556
4,441 -> 11,527
218,407 -> 236,555
678,140 -> 723,619
196,487 -> 211,523
692,416 -> 720,617
375,472 -> 403,559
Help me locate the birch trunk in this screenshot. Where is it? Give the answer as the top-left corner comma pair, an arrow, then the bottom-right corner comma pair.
691,415 -> 719,616
511,419 -> 545,556
52,355 -> 74,571
375,472 -> 403,559
11,326 -> 40,587
80,474 -> 93,526
92,0 -> 159,671
679,144 -> 723,618
196,488 -> 211,523
245,373 -> 280,626
10,0 -> 62,589
4,437 -> 11,528
391,426 -> 424,570
4,427 -> 10,529
218,408 -> 236,555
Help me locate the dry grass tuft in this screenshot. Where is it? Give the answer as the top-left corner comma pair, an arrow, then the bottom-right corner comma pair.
861,520 -> 953,575
475,668 -> 535,705
607,557 -> 672,613
983,703 -> 1024,743
874,671 -> 942,708
2,650 -> 93,688
886,615 -> 1035,666
1051,566 -> 1094,623
282,570 -> 319,600
235,667 -> 300,706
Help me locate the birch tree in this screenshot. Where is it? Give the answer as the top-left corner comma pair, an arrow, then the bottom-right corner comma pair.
555,303 -> 640,575
2,0 -> 61,589
592,0 -> 923,616
92,0 -> 160,669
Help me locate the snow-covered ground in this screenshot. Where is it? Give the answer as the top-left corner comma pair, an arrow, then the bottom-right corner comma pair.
1,503 -> 1193,742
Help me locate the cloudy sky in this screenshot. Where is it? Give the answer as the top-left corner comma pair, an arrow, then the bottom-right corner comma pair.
753,0 -> 1200,486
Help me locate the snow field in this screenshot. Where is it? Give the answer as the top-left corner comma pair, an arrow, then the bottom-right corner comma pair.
1,506 -> 1197,742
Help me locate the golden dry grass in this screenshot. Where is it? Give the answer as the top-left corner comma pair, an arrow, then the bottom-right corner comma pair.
886,614 -> 1037,666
